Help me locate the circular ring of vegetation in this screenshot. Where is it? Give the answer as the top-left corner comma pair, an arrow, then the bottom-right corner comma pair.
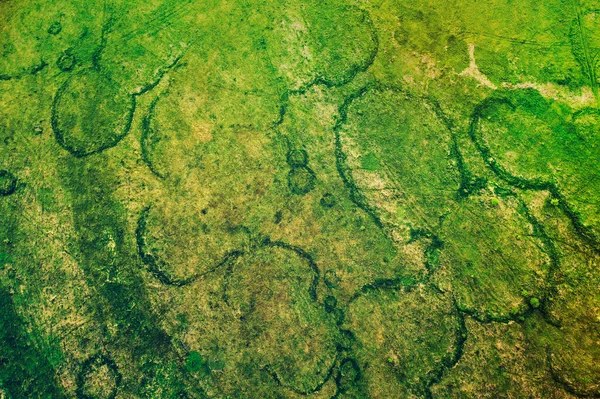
52,68 -> 135,157
57,53 -> 76,72
468,90 -> 600,250
288,166 -> 316,195
47,21 -> 62,35
75,353 -> 122,399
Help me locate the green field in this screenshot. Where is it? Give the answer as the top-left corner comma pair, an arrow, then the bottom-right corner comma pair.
1,0 -> 599,397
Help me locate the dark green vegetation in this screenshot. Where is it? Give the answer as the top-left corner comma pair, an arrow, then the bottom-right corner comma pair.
0,170 -> 17,196
57,52 -> 77,72
1,0 -> 599,397
0,286 -> 66,398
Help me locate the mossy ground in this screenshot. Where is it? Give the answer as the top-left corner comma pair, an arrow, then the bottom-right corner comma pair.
0,0 -> 599,397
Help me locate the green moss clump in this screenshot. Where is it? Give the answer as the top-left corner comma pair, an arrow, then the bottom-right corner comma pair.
529,297 -> 540,309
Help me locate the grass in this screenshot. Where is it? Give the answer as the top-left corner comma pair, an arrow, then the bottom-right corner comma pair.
0,0 -> 599,397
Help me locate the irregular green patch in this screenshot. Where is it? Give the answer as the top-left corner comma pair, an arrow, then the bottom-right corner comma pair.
360,152 -> 379,171
185,351 -> 208,375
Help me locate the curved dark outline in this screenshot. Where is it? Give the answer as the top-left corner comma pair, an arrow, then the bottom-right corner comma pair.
137,49 -> 207,179
75,353 -> 122,399
332,357 -> 361,396
333,83 -> 467,232
287,165 -> 317,195
348,276 -> 418,304
264,352 -> 338,396
423,299 -> 468,399
260,236 -> 320,302
135,205 -> 245,287
56,51 -> 77,73
287,5 -> 380,96
140,96 -> 167,179
53,34 -> 186,158
324,295 -> 338,313
220,236 -> 334,395
408,227 -> 444,276
465,89 -> 600,397
330,84 -> 472,395
136,206 -> 320,296
342,279 -> 468,398
332,83 -> 463,282
130,51 -> 188,98
47,21 -> 62,35
333,83 -> 384,229
286,149 -> 309,167
269,4 -> 379,133
0,60 -> 48,81
141,5 -> 378,179
450,134 -> 488,198
51,68 -> 137,158
468,91 -> 600,253
91,11 -> 115,70
450,193 -> 558,324
0,170 -> 18,196
334,84 -> 582,326
331,82 -> 598,396
139,5 -> 378,178
320,192 -> 337,208
548,346 -> 600,398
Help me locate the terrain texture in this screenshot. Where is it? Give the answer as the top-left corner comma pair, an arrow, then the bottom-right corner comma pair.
1,0 -> 600,397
